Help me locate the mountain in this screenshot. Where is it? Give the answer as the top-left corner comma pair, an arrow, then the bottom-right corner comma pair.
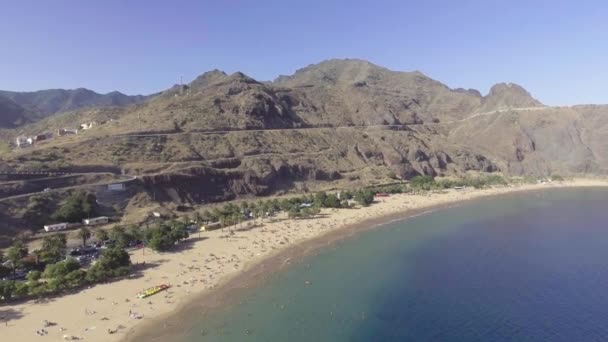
0,62 -> 509,203
3,58 -> 608,233
273,59 -> 543,125
3,58 -> 608,244
479,83 -> 543,113
0,96 -> 33,128
0,88 -> 151,124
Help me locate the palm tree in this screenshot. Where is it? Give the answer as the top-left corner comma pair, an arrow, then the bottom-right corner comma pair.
76,227 -> 91,248
31,249 -> 41,266
6,241 -> 28,275
95,229 -> 109,242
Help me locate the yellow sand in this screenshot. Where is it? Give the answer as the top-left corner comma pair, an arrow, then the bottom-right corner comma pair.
2,179 -> 606,342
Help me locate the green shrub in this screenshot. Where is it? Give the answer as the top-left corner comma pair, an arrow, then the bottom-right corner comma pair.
354,189 -> 375,206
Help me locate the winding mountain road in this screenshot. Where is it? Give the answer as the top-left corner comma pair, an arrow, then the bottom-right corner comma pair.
2,105 -> 550,202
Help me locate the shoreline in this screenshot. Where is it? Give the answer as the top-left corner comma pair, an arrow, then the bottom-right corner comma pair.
122,203 -> 456,342
2,179 -> 607,342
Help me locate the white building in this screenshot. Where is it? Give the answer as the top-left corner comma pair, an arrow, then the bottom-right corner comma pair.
83,216 -> 109,226
80,122 -> 95,130
57,128 -> 78,136
44,223 -> 68,232
15,136 -> 32,147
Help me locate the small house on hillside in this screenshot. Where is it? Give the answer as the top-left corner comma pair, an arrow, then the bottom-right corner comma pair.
44,223 -> 68,232
83,216 -> 109,226
34,134 -> 46,142
34,132 -> 53,142
15,136 -> 32,147
57,128 -> 78,136
80,122 -> 95,130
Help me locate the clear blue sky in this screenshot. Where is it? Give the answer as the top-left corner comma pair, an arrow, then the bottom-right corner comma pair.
1,0 -> 607,105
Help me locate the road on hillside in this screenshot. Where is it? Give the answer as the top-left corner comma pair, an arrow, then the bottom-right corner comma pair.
0,173 -> 137,202
110,106 -> 550,138
2,106 -> 549,201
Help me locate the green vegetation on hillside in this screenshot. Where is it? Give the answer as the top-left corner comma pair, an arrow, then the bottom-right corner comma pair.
51,191 -> 97,223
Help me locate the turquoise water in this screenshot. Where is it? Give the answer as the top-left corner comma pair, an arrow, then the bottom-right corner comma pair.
180,188 -> 608,341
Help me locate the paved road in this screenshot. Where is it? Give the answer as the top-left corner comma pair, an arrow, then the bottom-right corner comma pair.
0,173 -> 136,202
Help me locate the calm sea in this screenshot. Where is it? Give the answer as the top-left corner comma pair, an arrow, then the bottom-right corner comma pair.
179,188 -> 608,342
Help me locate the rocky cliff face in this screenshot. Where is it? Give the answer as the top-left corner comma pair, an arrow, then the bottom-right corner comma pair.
3,59 -> 607,205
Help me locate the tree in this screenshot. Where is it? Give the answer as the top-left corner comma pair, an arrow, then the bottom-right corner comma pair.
354,189 -> 375,206
31,249 -> 41,266
200,210 -> 211,223
314,192 -> 328,207
0,265 -> 10,279
144,222 -> 189,252
181,214 -> 191,225
65,269 -> 86,287
211,208 -> 222,222
323,193 -> 341,208
287,207 -> 301,219
340,191 -> 354,200
51,191 -> 97,223
86,248 -> 131,283
43,258 -> 80,280
27,270 -> 42,282
110,225 -> 132,249
95,229 -> 109,242
76,227 -> 91,248
40,234 -> 67,263
194,211 -> 203,224
126,225 -> 142,242
410,175 -> 436,190
279,199 -> 292,212
0,280 -> 16,301
14,281 -> 29,297
6,241 -> 28,274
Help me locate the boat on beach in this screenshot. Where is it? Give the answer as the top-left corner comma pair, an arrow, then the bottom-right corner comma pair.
136,284 -> 171,299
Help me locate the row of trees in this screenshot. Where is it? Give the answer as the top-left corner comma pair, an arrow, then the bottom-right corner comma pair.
368,175 -> 511,193
194,188 -> 377,229
0,247 -> 131,301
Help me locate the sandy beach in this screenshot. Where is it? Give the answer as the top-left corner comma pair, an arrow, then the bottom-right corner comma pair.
2,179 -> 607,342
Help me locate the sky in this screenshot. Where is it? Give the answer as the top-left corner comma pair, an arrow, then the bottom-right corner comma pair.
1,0 -> 607,105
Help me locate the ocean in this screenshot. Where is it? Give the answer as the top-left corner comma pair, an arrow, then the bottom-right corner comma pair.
177,188 -> 608,341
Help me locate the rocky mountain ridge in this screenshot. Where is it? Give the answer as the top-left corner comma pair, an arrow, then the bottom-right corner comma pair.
2,59 -> 606,211
0,88 -> 151,128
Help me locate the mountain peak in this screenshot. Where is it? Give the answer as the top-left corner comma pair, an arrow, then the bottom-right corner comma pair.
190,69 -> 228,89
225,72 -> 260,84
482,82 -> 543,111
